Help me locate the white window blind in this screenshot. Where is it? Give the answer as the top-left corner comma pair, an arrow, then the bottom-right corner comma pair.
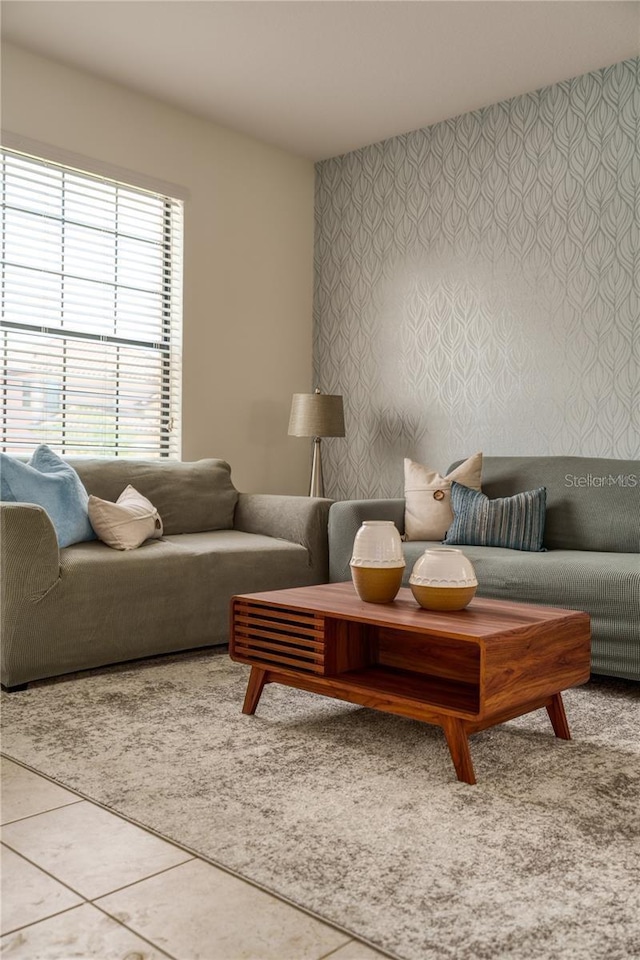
1,148 -> 183,458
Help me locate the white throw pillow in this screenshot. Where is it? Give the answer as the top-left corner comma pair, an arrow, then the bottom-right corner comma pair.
404,453 -> 483,541
88,485 -> 163,551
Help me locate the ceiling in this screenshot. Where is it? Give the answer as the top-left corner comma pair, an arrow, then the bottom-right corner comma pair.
2,1 -> 639,160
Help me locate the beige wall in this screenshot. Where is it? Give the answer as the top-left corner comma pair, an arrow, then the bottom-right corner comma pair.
1,42 -> 315,494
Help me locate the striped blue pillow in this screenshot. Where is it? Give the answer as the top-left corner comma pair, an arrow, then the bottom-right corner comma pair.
444,482 -> 547,552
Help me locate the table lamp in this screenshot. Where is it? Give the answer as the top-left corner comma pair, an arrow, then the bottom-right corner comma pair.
288,389 -> 345,497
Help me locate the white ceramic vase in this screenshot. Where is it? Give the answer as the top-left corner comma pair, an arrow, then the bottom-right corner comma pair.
409,547 -> 478,611
350,520 -> 405,603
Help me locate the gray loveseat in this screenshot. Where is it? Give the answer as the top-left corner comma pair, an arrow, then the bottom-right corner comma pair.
328,456 -> 640,681
1,457 -> 331,690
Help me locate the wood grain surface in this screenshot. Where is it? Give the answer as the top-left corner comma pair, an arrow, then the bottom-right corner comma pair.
230,582 -> 591,784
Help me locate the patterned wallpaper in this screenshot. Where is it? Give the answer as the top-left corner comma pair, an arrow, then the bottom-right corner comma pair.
313,57 -> 639,500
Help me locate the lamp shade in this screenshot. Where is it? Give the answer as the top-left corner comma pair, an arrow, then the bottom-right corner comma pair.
288,391 -> 345,438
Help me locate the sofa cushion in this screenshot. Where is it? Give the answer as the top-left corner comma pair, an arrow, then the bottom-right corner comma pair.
162,531 -> 313,593
444,482 -> 546,552
0,445 -> 95,548
67,458 -> 239,536
88,485 -> 163,550
404,453 -> 482,540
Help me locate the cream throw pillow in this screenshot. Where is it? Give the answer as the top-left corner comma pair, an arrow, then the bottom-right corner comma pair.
404,453 -> 483,541
88,485 -> 163,551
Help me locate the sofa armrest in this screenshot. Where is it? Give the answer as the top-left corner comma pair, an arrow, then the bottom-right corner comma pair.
328,499 -> 406,582
234,494 -> 332,580
1,503 -> 60,655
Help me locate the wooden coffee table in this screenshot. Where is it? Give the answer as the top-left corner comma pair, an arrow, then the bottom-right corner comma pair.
229,582 -> 590,784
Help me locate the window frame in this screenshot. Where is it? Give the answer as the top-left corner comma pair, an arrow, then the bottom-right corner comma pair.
0,141 -> 184,459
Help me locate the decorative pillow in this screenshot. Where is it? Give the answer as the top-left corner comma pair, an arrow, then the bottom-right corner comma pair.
404,453 -> 483,541
444,482 -> 547,552
0,444 -> 95,547
88,485 -> 163,551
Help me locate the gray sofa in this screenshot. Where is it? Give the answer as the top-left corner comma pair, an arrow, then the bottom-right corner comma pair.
1,457 -> 331,690
328,456 -> 640,681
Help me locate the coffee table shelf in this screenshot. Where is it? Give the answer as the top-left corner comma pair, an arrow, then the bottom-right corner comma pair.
230,582 -> 590,784
340,666 -> 480,716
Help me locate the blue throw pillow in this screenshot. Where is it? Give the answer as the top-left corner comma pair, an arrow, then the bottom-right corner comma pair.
444,482 -> 547,552
0,445 -> 95,547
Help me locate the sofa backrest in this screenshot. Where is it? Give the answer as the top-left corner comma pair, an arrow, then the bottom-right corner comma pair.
68,458 -> 239,536
449,456 -> 639,553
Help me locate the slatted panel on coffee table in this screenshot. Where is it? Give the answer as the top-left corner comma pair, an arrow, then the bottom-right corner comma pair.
232,599 -> 326,675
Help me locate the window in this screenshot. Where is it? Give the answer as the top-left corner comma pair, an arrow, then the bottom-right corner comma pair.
1,148 -> 183,457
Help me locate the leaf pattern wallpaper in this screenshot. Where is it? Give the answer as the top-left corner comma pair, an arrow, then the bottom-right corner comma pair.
313,57 -> 639,500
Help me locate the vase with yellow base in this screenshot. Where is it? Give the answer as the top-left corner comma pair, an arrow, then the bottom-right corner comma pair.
350,520 -> 405,603
409,547 -> 477,611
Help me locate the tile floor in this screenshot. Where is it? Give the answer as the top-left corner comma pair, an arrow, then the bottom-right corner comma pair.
1,757 -> 391,960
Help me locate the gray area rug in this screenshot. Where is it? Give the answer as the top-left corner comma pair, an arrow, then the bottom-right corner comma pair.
2,650 -> 639,960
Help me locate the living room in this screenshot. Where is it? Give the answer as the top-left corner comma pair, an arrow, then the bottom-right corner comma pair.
1,2 -> 639,959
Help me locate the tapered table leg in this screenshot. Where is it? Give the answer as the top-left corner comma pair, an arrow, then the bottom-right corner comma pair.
546,692 -> 571,740
242,667 -> 267,715
442,717 -> 476,785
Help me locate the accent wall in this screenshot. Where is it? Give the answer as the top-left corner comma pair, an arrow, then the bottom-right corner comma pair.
314,57 -> 639,500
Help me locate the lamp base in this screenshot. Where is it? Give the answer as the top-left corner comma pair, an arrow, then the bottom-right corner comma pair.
309,437 -> 324,497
